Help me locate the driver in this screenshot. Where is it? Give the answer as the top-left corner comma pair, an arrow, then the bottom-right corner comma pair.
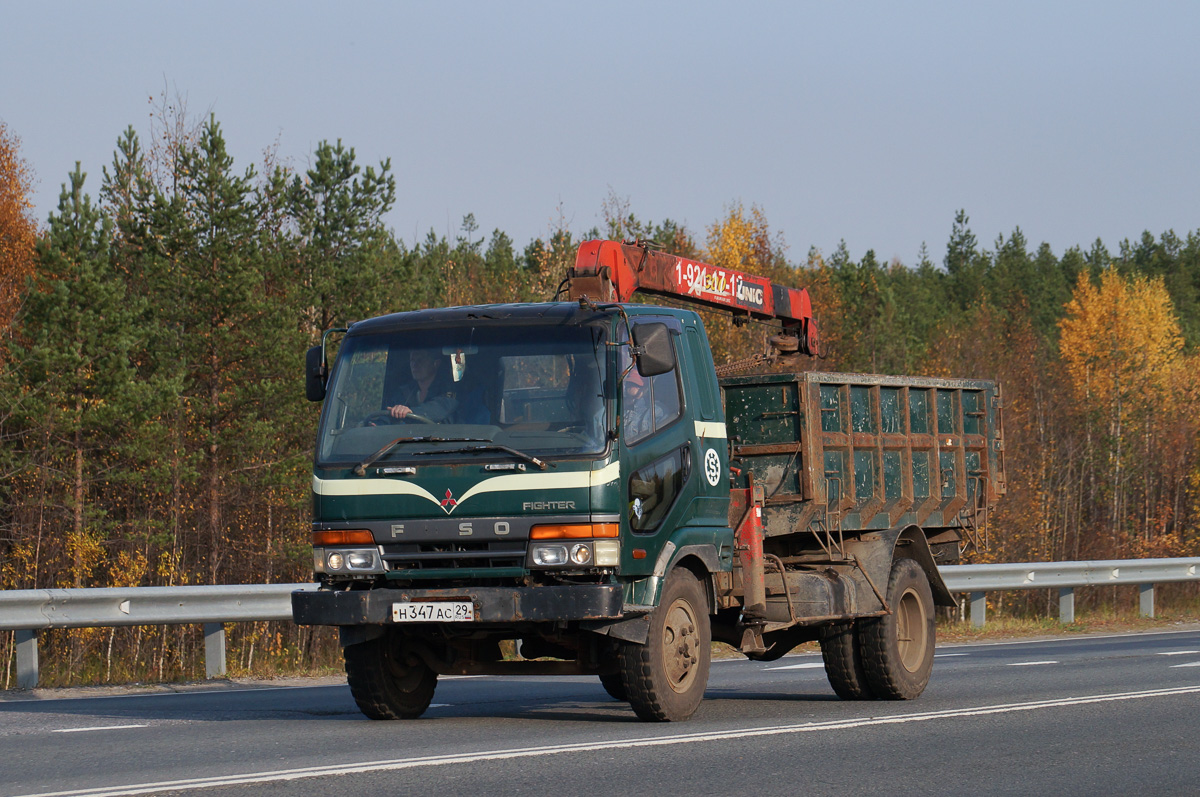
387,348 -> 458,422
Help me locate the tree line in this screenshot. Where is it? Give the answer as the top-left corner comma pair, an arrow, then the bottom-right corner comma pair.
1,112 -> 1197,685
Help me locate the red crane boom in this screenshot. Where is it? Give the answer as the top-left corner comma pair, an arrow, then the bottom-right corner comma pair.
566,240 -> 819,356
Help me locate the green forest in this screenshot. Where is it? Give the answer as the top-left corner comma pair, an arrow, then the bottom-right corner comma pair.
2,113 -> 1198,686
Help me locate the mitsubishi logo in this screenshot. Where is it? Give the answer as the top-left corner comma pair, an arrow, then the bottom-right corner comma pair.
440,489 -> 458,513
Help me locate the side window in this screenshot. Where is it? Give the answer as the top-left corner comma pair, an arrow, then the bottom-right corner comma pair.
621,331 -> 682,445
628,447 -> 687,532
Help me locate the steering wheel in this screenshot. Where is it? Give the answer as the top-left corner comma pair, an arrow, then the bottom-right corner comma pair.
362,410 -> 436,427
404,413 -> 435,424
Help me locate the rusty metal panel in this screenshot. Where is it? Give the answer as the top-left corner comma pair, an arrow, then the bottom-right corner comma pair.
721,371 -> 1005,546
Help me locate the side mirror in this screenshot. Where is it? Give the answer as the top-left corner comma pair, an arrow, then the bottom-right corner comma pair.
633,323 -> 676,377
305,345 -> 327,402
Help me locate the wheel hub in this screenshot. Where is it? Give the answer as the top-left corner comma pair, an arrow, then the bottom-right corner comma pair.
896,586 -> 928,672
663,598 -> 700,692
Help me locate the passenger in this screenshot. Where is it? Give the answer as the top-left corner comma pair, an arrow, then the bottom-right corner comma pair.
386,349 -> 458,422
623,364 -> 679,442
623,369 -> 655,441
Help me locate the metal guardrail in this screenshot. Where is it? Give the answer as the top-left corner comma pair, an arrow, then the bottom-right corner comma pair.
0,583 -> 315,631
941,557 -> 1200,628
1,584 -> 317,690
3,557 -> 1199,691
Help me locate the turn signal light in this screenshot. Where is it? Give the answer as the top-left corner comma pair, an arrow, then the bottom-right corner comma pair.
313,529 -> 375,545
530,523 -> 619,540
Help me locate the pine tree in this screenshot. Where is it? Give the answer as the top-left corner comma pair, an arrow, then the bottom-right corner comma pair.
6,165 -> 166,587
944,209 -> 988,310
286,139 -> 396,337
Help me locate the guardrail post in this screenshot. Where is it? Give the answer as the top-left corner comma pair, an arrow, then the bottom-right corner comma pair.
970,592 -> 986,628
1058,587 -> 1075,624
16,629 -> 38,689
204,623 -> 227,679
1139,584 -> 1154,618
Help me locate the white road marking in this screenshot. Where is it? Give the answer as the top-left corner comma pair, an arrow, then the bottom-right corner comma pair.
937,627 -> 1200,651
765,662 -> 824,670
1008,661 -> 1058,667
16,685 -> 1200,797
1157,650 -> 1200,656
51,725 -> 149,734
1170,662 -> 1200,668
934,653 -> 969,658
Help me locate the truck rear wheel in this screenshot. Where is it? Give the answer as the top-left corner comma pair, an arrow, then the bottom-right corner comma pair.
343,630 -> 438,719
819,622 -> 875,700
598,672 -> 629,701
858,557 -> 935,700
619,568 -> 711,721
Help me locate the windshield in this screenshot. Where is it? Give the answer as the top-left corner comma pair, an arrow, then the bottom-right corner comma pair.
317,321 -> 611,465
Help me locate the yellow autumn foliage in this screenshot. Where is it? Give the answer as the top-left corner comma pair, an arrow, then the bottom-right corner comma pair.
705,202 -> 775,274
1059,266 -> 1184,419
701,203 -> 789,365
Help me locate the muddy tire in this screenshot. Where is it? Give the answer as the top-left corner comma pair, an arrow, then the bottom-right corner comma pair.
619,568 -> 711,721
858,557 -> 935,700
343,631 -> 438,719
819,621 -> 875,700
598,671 -> 629,702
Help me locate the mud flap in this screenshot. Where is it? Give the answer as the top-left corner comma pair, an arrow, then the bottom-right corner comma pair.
846,526 -> 956,610
580,613 -> 652,645
892,528 -> 956,607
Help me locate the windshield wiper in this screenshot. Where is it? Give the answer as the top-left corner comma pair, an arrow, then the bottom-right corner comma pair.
411,444 -> 552,471
354,436 -> 492,476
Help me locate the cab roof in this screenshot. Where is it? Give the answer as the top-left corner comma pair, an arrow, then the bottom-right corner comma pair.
346,301 -> 695,336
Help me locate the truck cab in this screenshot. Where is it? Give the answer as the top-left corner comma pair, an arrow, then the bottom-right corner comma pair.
295,301 -> 732,720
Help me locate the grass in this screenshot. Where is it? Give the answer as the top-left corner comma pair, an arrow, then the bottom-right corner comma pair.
938,607 -> 1200,643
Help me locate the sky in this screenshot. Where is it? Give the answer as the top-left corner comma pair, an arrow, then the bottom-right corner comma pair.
3,1 -> 1198,267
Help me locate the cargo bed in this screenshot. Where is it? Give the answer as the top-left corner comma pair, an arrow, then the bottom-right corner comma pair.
722,371 -> 1005,559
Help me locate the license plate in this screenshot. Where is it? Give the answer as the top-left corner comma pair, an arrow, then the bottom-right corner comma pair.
392,600 -> 474,622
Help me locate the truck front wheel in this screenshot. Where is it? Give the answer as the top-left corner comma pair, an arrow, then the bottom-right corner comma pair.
858,557 -> 935,699
343,630 -> 438,719
619,568 -> 711,721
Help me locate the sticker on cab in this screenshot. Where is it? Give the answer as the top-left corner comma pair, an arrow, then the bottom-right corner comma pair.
704,448 -> 722,486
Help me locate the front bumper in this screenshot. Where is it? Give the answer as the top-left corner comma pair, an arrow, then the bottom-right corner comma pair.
292,584 -> 625,626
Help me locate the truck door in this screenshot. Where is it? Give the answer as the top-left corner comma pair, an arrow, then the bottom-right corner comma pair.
619,318 -> 700,576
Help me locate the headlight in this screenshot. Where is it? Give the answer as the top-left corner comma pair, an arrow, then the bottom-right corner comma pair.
530,540 -> 619,569
532,544 -> 569,566
316,547 -> 383,575
570,544 -> 592,565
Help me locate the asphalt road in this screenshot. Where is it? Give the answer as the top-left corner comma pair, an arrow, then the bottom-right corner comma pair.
3,629 -> 1199,797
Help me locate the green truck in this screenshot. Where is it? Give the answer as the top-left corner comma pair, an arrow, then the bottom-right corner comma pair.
292,240 -> 1005,721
